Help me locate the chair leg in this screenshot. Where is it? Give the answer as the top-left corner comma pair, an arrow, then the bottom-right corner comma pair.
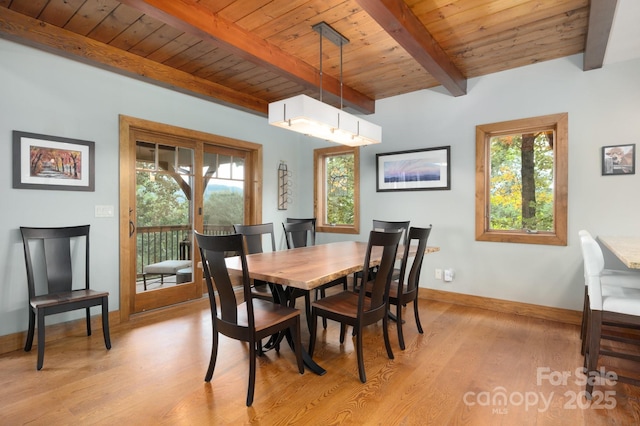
320,288 -> 328,329
585,310 -> 602,398
85,307 -> 92,336
397,304 -> 406,351
143,274 -> 147,291
580,288 -> 587,339
205,331 -> 219,382
25,309 -> 35,352
413,299 -> 424,334
247,338 -> 257,406
340,324 -> 347,343
356,325 -> 366,383
36,309 -> 45,370
581,309 -> 590,356
102,297 -> 112,349
383,310 -> 394,361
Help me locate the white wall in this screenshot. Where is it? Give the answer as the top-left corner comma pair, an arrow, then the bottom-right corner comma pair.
310,54 -> 640,311
0,39 -> 306,336
1,37 -> 639,337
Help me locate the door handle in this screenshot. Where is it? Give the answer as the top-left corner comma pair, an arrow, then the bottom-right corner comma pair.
129,220 -> 136,237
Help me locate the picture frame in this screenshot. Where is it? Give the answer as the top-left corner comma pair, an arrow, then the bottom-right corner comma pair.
376,146 -> 451,192
602,143 -> 635,176
13,131 -> 95,191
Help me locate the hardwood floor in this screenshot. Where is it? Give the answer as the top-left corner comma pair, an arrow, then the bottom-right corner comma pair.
1,295 -> 640,425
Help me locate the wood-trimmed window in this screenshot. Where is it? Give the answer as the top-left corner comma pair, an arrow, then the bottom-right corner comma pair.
314,145 -> 360,234
475,113 -> 568,246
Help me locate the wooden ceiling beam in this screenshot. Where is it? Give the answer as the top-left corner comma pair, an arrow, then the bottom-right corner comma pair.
584,0 -> 618,70
356,0 -> 467,97
0,7 -> 268,115
120,0 -> 375,114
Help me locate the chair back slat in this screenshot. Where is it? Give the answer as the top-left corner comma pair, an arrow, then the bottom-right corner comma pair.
20,225 -> 90,297
282,221 -> 315,249
43,237 -> 73,294
372,220 -> 410,246
399,226 -> 432,296
233,223 -> 276,254
286,218 -> 316,241
196,232 -> 253,326
359,230 -> 401,317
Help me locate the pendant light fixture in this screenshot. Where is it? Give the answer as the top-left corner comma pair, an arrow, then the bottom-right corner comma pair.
268,22 -> 381,146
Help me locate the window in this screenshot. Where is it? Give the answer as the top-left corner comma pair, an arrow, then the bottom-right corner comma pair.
475,113 -> 568,245
314,145 -> 360,234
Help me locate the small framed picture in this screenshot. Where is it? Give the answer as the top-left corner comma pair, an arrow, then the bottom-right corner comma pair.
376,146 -> 450,191
13,131 -> 95,191
602,143 -> 635,175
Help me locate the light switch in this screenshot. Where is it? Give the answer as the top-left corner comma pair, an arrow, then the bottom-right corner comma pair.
95,205 -> 115,218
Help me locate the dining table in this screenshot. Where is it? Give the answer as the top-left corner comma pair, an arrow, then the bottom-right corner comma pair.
598,236 -> 640,269
224,240 -> 440,375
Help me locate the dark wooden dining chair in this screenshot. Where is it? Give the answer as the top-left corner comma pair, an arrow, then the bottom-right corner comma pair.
20,225 -> 111,370
364,226 -> 432,350
308,230 -> 402,383
286,217 -> 317,241
283,220 -> 316,249
194,232 -> 304,406
354,219 -> 410,290
282,221 -> 347,329
372,220 -> 410,246
233,223 -> 276,301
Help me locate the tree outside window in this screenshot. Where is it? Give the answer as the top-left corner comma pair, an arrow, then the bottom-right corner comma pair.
314,145 -> 360,234
476,113 -> 568,245
489,130 -> 554,232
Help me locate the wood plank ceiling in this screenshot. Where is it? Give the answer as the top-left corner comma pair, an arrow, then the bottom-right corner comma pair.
0,0 -> 616,116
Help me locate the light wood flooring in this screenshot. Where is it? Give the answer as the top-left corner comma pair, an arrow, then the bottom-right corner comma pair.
2,295 -> 640,425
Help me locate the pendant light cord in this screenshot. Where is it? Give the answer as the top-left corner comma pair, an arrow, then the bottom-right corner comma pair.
319,27 -> 323,103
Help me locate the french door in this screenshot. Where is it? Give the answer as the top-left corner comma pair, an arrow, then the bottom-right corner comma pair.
119,116 -> 262,319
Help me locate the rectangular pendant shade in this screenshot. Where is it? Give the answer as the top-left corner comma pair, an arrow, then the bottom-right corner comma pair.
268,95 -> 381,146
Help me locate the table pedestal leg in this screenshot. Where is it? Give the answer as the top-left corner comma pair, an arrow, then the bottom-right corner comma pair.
266,284 -> 326,376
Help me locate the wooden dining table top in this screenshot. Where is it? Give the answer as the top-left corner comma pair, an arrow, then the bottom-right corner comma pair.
598,236 -> 640,269
224,240 -> 440,291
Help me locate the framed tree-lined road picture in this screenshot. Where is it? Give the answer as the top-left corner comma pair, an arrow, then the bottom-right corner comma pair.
376,146 -> 450,191
13,131 -> 95,191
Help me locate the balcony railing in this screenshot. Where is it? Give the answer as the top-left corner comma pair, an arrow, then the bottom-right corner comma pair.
136,224 -> 233,276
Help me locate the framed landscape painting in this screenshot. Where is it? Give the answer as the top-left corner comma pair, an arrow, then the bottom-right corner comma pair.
376,146 -> 450,191
13,131 -> 95,191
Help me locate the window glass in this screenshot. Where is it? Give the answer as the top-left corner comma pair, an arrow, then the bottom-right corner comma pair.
488,130 -> 554,232
314,145 -> 360,234
326,152 -> 355,225
476,113 -> 567,245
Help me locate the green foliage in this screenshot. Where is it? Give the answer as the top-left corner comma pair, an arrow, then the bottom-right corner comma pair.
326,153 -> 355,225
203,187 -> 244,225
489,133 -> 554,231
136,172 -> 189,227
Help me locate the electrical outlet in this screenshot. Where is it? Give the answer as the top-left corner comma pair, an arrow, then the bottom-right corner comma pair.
435,269 -> 442,280
444,269 -> 454,282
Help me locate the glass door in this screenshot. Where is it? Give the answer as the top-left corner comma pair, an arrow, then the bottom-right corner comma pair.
119,115 -> 262,319
202,146 -> 246,236
132,137 -> 201,312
